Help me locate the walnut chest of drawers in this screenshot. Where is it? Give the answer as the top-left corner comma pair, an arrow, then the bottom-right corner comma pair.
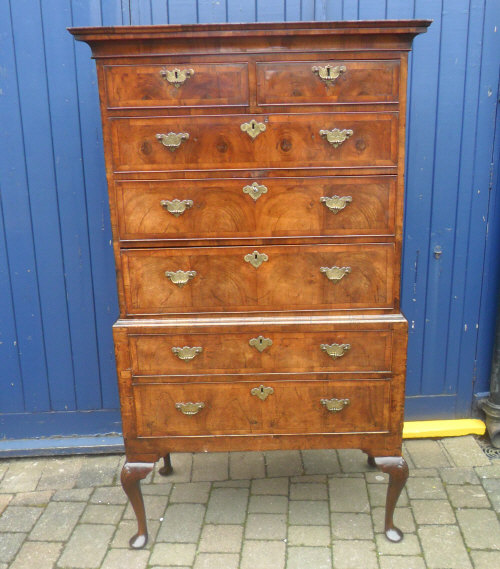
70,20 -> 430,548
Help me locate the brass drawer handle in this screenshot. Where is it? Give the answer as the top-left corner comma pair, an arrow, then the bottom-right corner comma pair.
321,397 -> 350,412
175,401 -> 205,415
172,346 -> 203,361
165,269 -> 197,287
251,385 -> 274,401
320,266 -> 351,282
249,335 -> 273,352
241,119 -> 266,140
319,128 -> 353,148
156,132 -> 189,151
321,343 -> 351,359
320,195 -> 352,214
160,199 -> 193,217
160,67 -> 194,87
312,64 -> 347,86
243,182 -> 268,201
244,250 -> 268,269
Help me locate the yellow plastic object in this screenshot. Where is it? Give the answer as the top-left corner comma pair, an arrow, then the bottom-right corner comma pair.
403,419 -> 486,439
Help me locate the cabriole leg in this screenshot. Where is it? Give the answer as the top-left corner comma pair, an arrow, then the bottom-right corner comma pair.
373,456 -> 409,543
159,453 -> 173,476
121,462 -> 154,549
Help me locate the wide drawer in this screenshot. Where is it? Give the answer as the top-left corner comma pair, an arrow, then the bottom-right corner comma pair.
256,60 -> 400,105
129,328 -> 392,375
116,176 -> 396,241
133,379 -> 391,437
121,243 -> 395,315
103,62 -> 249,109
110,112 -> 398,172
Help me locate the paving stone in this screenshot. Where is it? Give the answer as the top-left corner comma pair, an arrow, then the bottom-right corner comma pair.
411,499 -> 455,524
332,539 -> 378,569
149,543 -> 197,566
245,513 -> 286,539
404,440 -> 451,468
124,493 -> 168,521
408,468 -> 439,477
0,506 -> 42,532
0,494 -> 12,515
289,500 -> 330,525
368,482 -> 408,507
365,471 -> 388,483
291,474 -> 327,483
372,507 -> 416,534
198,524 -> 243,552
439,467 -> 479,485
169,482 -> 211,503
470,550 -> 500,569
264,450 -> 303,477
100,548 -> 150,569
192,452 -> 228,482
153,453 -> 192,483
81,503 -> 125,524
301,449 -> 340,474
331,512 -> 374,539
446,484 -> 490,508
52,488 -> 92,502
10,491 -> 53,506
329,477 -> 369,512
441,436 -> 490,467
240,540 -> 285,569
406,477 -> 446,499
287,546 -> 332,569
149,567 -> 190,569
337,449 -> 370,473
193,553 -> 240,569
205,487 -> 248,524
91,485 -> 128,504
37,457 -> 84,491
9,541 -> 63,569
111,519 -> 159,549
402,444 -> 416,470
248,494 -> 288,513
57,524 -> 115,568
456,508 -> 500,550
74,455 -> 121,488
290,482 -> 327,500
378,555 -> 427,569
157,503 -> 205,542
30,501 -> 85,541
481,478 -> 500,511
287,525 -> 331,546
251,477 -> 288,495
418,525 -> 472,569
143,483 -> 173,495
475,463 -> 500,478
229,451 -> 265,479
0,461 -> 44,493
0,462 -> 8,484
375,533 -> 422,555
0,533 -> 26,563
213,479 -> 250,488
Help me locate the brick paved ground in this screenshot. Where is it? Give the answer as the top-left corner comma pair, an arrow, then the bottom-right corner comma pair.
1,435 -> 499,568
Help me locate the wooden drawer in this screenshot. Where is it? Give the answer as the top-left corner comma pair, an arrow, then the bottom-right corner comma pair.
128,328 -> 392,375
121,243 -> 395,315
116,176 -> 396,242
103,62 -> 249,109
256,60 -> 400,105
133,379 -> 391,437
110,112 -> 398,172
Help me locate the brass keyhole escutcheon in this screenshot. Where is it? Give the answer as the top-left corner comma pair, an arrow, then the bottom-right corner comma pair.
249,336 -> 273,353
312,64 -> 347,86
241,119 -> 267,140
251,385 -> 274,401
242,182 -> 268,201
244,250 -> 268,269
160,67 -> 194,87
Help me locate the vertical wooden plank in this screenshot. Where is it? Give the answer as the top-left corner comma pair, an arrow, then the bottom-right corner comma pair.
300,0 -> 315,20
284,0 -> 301,20
151,0 -> 169,24
358,0 -> 386,19
198,0 -> 227,22
227,0 -> 256,21
324,0 -> 343,20
130,0 -> 153,25
342,0 -> 359,19
167,0 -> 198,23
257,0 -> 285,21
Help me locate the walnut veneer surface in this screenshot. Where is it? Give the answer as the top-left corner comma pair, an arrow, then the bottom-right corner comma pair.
69,20 -> 430,549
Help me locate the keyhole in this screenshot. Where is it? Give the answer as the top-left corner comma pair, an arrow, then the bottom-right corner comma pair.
259,338 -> 263,345
327,67 -> 331,77
174,70 -> 179,79
254,253 -> 258,260
259,386 -> 265,394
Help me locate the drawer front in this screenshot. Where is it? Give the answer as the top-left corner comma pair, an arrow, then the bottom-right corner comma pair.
257,60 -> 400,105
121,243 -> 395,314
110,113 -> 398,172
116,176 -> 396,241
104,63 -> 249,108
129,328 -> 392,375
133,379 -> 391,437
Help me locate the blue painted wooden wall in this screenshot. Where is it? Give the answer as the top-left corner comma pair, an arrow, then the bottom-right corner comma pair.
0,0 -> 499,440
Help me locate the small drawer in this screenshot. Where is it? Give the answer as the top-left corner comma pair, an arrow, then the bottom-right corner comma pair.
110,112 -> 398,173
115,176 -> 396,242
103,63 -> 249,108
256,60 -> 400,105
133,379 -> 391,437
129,328 -> 392,375
121,242 -> 395,315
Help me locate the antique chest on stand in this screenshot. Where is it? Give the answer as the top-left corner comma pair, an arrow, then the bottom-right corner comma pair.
69,20 -> 430,548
